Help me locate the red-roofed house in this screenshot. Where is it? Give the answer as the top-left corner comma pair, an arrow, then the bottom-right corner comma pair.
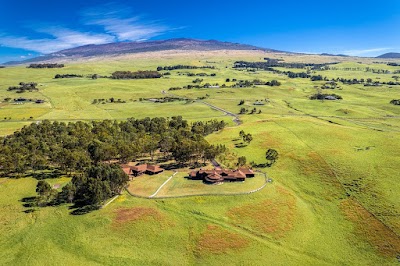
189,168 -> 254,184
120,164 -> 164,177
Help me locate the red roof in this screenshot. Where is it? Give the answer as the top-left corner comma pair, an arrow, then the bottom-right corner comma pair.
131,164 -> 147,172
146,164 -> 164,172
239,168 -> 254,175
131,164 -> 164,173
189,168 -> 252,181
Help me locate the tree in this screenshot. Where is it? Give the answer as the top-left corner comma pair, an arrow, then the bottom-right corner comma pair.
36,180 -> 57,206
266,149 -> 279,165
36,180 -> 52,196
243,133 -> 253,144
239,107 -> 247,114
237,156 -> 247,167
58,183 -> 76,204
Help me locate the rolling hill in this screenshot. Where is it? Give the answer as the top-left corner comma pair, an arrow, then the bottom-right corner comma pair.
376,52 -> 400,59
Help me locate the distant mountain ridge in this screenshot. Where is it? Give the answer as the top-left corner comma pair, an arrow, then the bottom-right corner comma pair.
376,52 -> 400,59
5,38 -> 279,65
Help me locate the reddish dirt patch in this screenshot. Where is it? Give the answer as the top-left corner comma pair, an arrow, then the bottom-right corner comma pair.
196,224 -> 250,256
228,186 -> 297,239
113,207 -> 163,226
340,198 -> 400,257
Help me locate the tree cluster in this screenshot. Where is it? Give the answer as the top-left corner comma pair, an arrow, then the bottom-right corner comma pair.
92,98 -> 126,104
309,93 -> 343,100
28,64 -> 64,68
55,74 -> 83,79
232,79 -> 281,88
239,130 -> 253,144
0,117 -> 226,176
390,99 -> 400,106
157,65 -> 215,71
111,71 -> 162,79
34,164 -> 129,212
8,82 -> 38,93
177,72 -> 216,77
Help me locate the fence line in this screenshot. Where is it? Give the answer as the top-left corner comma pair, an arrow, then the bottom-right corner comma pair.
125,172 -> 270,200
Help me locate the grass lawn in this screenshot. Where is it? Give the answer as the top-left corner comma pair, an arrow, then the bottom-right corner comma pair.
0,51 -> 399,265
155,172 -> 267,197
126,171 -> 174,197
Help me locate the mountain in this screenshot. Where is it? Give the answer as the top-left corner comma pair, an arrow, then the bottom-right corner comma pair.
320,53 -> 349,57
5,38 -> 279,65
376,52 -> 400,59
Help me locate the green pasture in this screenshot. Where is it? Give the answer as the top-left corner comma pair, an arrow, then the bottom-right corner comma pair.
0,52 -> 400,265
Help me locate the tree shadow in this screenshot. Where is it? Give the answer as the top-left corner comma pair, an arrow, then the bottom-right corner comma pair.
251,162 -> 274,168
69,205 -> 99,215
31,170 -> 64,180
162,162 -> 186,170
235,143 -> 248,148
20,196 -> 38,208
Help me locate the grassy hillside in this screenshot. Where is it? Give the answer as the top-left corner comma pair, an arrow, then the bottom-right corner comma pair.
0,51 -> 399,265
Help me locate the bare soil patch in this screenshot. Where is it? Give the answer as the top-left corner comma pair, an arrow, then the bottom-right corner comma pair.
196,224 -> 250,256
113,207 -> 163,226
340,198 -> 400,258
228,186 -> 297,238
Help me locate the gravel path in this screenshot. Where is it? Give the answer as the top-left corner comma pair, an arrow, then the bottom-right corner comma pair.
149,171 -> 178,198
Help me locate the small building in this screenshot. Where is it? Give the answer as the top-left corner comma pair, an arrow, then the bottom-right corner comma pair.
120,163 -> 164,177
324,95 -> 337,100
120,164 -> 132,176
131,164 -> 164,176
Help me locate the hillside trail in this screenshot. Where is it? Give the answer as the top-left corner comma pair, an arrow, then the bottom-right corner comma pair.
197,100 -> 241,126
163,90 -> 241,126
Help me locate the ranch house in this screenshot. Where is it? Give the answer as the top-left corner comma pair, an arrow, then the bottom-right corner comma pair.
189,168 -> 255,184
121,164 -> 164,177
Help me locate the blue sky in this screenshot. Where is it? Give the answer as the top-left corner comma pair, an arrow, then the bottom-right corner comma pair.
0,0 -> 399,63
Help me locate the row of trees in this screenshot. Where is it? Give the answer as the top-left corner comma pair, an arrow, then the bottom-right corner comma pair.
178,72 -> 216,77
239,107 -> 261,114
28,63 -> 64,68
157,65 -> 215,71
168,79 -> 280,91
310,75 -> 400,86
234,60 -> 337,70
309,93 -> 343,100
111,71 -> 162,79
0,117 -> 226,176
54,74 -> 83,79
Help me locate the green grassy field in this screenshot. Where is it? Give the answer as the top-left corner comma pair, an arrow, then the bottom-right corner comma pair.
0,51 -> 400,265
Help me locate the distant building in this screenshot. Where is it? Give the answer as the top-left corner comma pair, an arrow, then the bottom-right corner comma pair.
324,96 -> 337,100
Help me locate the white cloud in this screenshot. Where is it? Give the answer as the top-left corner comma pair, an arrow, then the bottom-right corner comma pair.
0,4 -> 172,54
343,47 -> 392,56
0,28 -> 115,53
82,5 -> 170,41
